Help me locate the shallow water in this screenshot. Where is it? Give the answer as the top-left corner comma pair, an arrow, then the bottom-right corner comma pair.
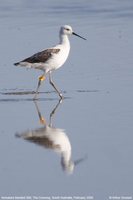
0,0 -> 133,199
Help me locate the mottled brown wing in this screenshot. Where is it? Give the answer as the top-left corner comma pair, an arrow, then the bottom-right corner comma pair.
15,49 -> 60,65
23,48 -> 60,63
25,136 -> 54,149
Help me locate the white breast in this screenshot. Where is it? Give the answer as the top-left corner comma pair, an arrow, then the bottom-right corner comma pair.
45,44 -> 70,73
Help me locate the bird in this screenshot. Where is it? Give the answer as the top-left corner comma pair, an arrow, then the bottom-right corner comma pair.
14,25 -> 86,99
15,100 -> 87,174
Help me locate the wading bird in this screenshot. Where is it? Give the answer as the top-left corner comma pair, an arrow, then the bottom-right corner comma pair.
14,25 -> 86,99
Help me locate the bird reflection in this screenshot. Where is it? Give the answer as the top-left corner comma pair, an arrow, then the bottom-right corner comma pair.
16,100 -> 78,174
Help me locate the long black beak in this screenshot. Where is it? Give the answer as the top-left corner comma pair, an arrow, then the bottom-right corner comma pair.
72,32 -> 86,40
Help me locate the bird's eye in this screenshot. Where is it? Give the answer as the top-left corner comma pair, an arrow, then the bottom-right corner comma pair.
66,28 -> 70,31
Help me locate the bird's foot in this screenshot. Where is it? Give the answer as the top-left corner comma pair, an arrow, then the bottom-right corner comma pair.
33,94 -> 39,101
59,93 -> 64,101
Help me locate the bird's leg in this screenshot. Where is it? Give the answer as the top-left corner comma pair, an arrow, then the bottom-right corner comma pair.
49,72 -> 63,99
49,99 -> 63,126
34,100 -> 47,125
34,74 -> 46,99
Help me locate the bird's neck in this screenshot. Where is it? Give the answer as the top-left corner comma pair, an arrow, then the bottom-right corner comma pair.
61,151 -> 71,168
59,34 -> 70,47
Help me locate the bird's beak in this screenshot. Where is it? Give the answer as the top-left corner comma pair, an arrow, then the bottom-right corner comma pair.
74,155 -> 88,166
72,32 -> 86,40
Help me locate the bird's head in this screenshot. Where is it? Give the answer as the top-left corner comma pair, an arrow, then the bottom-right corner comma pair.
60,25 -> 73,35
60,25 -> 86,40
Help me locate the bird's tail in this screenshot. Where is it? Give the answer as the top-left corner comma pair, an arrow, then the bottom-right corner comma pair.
14,62 -> 31,68
14,62 -> 20,66
14,61 -> 45,71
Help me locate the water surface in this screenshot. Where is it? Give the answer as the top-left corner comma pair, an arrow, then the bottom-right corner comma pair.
0,0 -> 133,199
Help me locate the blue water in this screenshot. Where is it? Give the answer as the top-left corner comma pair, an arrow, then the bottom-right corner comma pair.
0,0 -> 133,199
